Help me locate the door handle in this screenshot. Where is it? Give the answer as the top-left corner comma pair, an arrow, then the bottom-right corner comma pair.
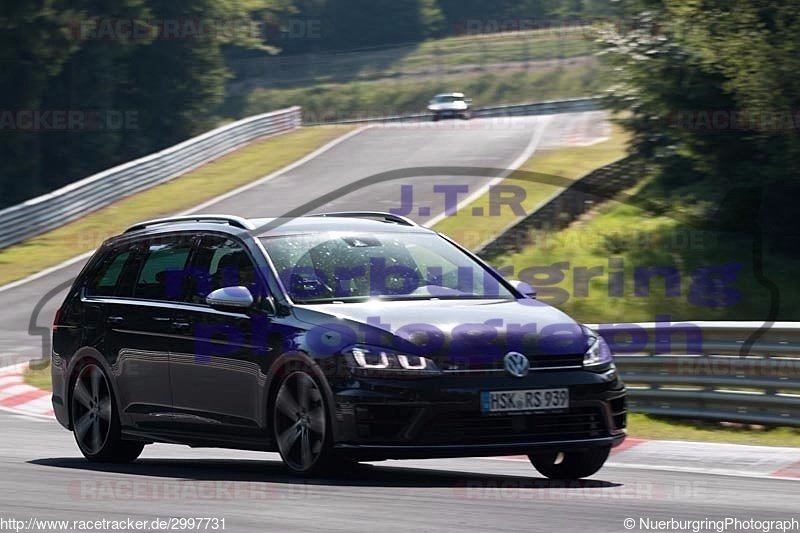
106,316 -> 125,325
171,321 -> 191,331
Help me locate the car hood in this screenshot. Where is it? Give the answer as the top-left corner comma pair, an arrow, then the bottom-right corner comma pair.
291,298 -> 587,367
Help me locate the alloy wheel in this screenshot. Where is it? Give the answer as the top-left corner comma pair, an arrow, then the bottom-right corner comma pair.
71,364 -> 112,456
273,371 -> 327,473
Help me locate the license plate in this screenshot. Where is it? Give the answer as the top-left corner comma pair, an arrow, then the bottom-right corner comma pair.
481,388 -> 569,414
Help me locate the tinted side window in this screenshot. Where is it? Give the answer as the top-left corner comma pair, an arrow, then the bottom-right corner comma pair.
133,236 -> 195,301
86,243 -> 138,297
190,235 -> 259,303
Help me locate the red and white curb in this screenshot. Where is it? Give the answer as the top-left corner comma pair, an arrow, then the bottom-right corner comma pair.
0,362 -> 54,419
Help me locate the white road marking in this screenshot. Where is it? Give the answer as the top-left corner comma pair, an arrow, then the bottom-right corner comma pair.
425,115 -> 553,228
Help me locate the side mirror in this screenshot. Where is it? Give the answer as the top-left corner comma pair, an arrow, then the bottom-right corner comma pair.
508,280 -> 537,298
206,286 -> 254,309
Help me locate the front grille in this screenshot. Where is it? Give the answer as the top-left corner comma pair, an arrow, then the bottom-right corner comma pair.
417,405 -> 608,444
441,353 -> 584,372
528,353 -> 584,368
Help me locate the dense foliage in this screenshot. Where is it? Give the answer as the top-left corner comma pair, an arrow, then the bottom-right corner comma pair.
0,0 -> 616,207
601,0 -> 800,192
1,0 -> 272,207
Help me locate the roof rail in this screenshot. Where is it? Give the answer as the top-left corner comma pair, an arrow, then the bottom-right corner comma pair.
308,211 -> 418,227
124,215 -> 256,234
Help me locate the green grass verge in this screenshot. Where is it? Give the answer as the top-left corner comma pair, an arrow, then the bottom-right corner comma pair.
231,27 -> 598,89
426,106 -> 795,321
0,125 -> 357,287
493,171 -> 796,322
433,122 -> 630,250
23,364 -> 52,391
21,364 -> 800,447
628,413 -> 800,447
233,62 -> 607,120
319,33 -> 595,81
406,29 -> 596,67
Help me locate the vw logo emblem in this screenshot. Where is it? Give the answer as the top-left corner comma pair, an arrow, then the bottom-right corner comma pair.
503,352 -> 530,378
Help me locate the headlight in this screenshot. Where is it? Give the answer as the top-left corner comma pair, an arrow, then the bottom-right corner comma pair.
582,326 -> 614,368
346,346 -> 440,375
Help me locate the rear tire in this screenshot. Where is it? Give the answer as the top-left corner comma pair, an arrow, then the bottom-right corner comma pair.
528,447 -> 610,480
70,362 -> 144,463
273,369 -> 337,475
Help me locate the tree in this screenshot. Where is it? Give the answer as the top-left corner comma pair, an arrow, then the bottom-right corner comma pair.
601,0 -> 800,188
420,0 -> 447,39
0,1 -> 96,204
0,0 -> 281,207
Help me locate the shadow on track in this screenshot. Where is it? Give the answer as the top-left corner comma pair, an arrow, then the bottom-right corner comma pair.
29,457 -> 621,489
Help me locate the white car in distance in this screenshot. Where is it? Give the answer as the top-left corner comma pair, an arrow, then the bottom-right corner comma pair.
428,92 -> 473,121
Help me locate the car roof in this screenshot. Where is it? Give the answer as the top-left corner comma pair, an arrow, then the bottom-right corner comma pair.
113,212 -> 435,245
435,92 -> 465,98
253,216 -> 435,237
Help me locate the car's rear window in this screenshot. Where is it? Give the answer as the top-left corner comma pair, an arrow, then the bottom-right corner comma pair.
86,248 -> 135,297
436,95 -> 464,103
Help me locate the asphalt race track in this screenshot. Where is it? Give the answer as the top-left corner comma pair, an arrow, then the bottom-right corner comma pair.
0,112 -> 607,365
1,411 -> 798,532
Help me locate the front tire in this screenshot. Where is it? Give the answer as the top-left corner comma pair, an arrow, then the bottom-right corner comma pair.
70,362 -> 144,463
273,369 -> 336,475
528,447 -> 610,479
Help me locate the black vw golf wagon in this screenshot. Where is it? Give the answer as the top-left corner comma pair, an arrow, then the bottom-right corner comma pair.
52,212 -> 626,478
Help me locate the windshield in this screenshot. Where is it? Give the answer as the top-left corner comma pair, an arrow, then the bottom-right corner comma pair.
261,232 -> 514,303
435,95 -> 464,103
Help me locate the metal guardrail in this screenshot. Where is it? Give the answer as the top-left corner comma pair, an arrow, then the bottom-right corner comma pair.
597,322 -> 800,427
304,96 -> 603,125
0,107 -> 302,250
473,97 -> 602,118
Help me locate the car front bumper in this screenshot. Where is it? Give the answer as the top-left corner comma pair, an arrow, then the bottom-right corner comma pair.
329,367 -> 627,460
429,108 -> 469,117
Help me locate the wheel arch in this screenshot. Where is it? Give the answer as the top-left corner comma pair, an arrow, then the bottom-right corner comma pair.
63,347 -> 120,431
263,351 -> 340,446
